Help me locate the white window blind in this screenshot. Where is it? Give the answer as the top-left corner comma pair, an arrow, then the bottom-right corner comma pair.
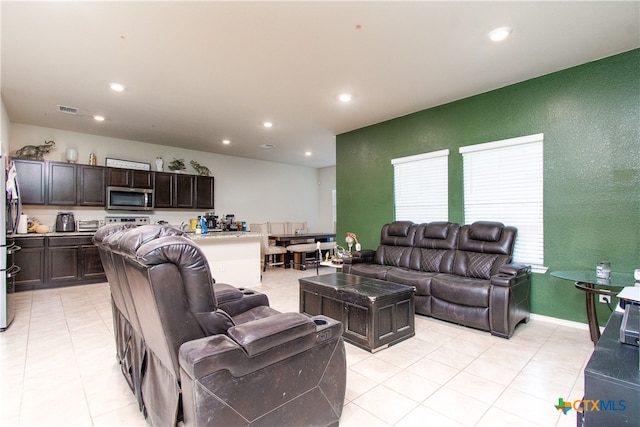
392,149 -> 449,223
460,134 -> 544,270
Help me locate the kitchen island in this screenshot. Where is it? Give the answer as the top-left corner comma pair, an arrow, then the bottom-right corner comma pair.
189,231 -> 263,288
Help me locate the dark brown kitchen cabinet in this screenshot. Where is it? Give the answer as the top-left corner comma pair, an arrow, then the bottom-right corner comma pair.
153,173 -> 198,208
195,176 -> 215,209
47,238 -> 79,284
13,159 -> 46,205
153,172 -> 175,208
176,174 -> 195,208
77,165 -> 106,206
108,167 -> 153,188
14,235 -> 105,291
13,237 -> 46,289
48,161 -> 77,205
47,236 -> 106,286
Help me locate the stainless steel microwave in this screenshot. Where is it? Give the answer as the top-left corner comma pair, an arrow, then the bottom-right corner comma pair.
107,186 -> 154,211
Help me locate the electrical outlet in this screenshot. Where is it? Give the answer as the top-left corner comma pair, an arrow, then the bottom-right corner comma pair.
219,264 -> 225,272
599,295 -> 610,304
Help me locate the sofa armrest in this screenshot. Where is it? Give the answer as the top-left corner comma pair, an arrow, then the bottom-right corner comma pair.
344,249 -> 375,265
491,263 -> 531,287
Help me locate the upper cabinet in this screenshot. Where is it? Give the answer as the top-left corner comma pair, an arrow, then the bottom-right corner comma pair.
48,161 -> 77,205
78,165 -> 106,206
107,167 -> 153,188
13,159 -> 213,210
195,176 -> 215,209
13,159 -> 46,205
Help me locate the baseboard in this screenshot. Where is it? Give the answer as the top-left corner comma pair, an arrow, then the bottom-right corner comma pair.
529,313 -> 589,331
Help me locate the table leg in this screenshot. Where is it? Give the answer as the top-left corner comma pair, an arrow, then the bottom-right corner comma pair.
581,282 -> 601,345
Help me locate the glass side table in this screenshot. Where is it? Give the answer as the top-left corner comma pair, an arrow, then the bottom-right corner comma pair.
551,270 -> 635,345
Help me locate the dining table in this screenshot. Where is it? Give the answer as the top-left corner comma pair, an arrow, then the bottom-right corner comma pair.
270,232 -> 337,269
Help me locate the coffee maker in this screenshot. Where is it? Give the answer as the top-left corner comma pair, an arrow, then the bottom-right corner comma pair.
204,212 -> 218,230
222,214 -> 237,231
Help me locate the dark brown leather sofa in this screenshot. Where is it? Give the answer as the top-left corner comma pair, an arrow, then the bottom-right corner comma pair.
343,221 -> 531,338
94,224 -> 346,427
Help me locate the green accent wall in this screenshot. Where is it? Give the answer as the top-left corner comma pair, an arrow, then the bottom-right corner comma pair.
336,49 -> 640,325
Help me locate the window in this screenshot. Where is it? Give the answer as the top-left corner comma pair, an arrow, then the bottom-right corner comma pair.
392,149 -> 449,222
460,133 -> 544,271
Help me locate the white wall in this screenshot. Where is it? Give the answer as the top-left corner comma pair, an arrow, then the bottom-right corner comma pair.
1,98 -> 9,155
9,123 -> 332,231
317,165 -> 336,232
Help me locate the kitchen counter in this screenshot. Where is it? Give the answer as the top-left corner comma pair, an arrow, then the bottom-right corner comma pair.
188,231 -> 264,240
190,231 -> 262,287
10,231 -> 98,238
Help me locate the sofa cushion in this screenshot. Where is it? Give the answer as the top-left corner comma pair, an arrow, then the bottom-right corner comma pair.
414,222 -> 459,249
380,221 -> 417,246
468,221 -> 502,242
373,245 -> 413,269
458,222 -> 516,256
348,263 -> 392,280
453,251 -> 512,280
409,248 -> 455,274
385,268 -> 436,297
431,274 -> 490,307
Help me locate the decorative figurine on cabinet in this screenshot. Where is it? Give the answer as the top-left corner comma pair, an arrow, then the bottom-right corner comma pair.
190,160 -> 211,176
15,140 -> 56,160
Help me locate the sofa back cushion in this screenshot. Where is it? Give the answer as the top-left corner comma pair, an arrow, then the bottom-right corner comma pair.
373,221 -> 417,268
453,222 -> 517,279
409,222 -> 459,272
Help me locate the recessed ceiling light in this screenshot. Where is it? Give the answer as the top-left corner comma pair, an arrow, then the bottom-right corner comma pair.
305,151 -> 312,156
489,27 -> 512,42
338,93 -> 352,102
263,121 -> 273,128
109,82 -> 125,92
93,115 -> 105,122
222,139 -> 231,145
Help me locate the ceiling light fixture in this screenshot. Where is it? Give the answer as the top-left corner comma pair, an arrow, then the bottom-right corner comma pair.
222,139 -> 231,145
338,93 -> 352,102
263,121 -> 273,128
489,27 -> 512,42
305,151 -> 312,156
109,82 -> 125,92
93,115 -> 105,122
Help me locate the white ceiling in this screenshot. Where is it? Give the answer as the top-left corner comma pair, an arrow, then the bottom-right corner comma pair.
2,1 -> 639,168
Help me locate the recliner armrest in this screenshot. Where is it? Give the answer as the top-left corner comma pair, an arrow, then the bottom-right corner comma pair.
214,283 -> 244,304
343,249 -> 375,265
491,263 -> 531,287
227,312 -> 315,357
179,315 -> 344,379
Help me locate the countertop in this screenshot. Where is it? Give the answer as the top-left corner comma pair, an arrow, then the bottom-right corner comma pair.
189,231 -> 263,240
11,230 -> 264,240
11,231 -> 98,238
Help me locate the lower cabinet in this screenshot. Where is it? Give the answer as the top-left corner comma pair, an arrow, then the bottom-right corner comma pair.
14,235 -> 105,291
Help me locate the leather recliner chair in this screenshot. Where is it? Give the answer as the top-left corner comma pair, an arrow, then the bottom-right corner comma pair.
98,225 -> 346,427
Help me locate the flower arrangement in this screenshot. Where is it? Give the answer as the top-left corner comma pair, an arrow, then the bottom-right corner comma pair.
345,232 -> 361,252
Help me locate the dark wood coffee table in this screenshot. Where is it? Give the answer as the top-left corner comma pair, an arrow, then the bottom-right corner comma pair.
299,272 -> 415,352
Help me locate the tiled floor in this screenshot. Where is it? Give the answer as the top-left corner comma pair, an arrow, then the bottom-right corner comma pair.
1,267 -> 593,426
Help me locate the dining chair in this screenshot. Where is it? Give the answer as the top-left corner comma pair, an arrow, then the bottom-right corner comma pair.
250,223 -> 287,271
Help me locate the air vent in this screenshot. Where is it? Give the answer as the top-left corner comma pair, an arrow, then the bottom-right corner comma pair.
259,144 -> 275,149
57,105 -> 79,115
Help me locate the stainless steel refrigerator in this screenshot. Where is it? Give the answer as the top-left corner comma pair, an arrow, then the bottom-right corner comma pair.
1,155 -> 22,331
